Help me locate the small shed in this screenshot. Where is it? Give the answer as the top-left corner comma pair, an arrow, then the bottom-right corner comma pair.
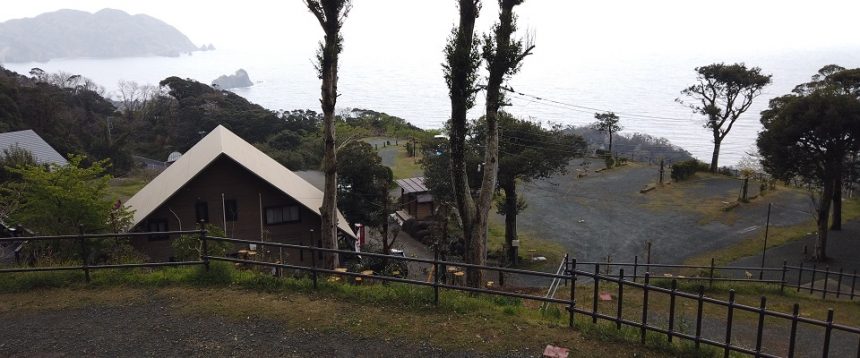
395,177 -> 434,220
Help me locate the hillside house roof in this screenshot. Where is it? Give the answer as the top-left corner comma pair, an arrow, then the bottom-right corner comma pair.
395,177 -> 429,194
125,125 -> 355,238
0,130 -> 67,166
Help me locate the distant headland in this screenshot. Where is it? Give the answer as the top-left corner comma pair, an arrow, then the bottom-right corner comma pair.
0,9 -> 202,63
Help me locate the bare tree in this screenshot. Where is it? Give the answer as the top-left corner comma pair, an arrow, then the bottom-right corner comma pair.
305,0 -> 351,269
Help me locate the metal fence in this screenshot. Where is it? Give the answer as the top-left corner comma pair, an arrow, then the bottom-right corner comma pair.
0,229 -> 205,280
1,230 -> 859,357
198,235 -> 860,358
567,255 -> 860,300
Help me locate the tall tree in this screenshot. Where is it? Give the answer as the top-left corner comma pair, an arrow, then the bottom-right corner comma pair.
678,63 -> 771,172
443,0 -> 483,286
336,141 -> 395,252
486,113 -> 585,265
476,0 -> 533,281
793,65 -> 860,231
593,111 -> 621,154
306,0 -> 351,269
758,90 -> 860,261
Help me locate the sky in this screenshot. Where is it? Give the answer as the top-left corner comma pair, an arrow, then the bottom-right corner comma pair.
3,0 -> 860,59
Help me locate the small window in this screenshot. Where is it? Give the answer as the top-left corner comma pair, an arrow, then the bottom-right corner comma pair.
225,199 -> 238,222
195,201 -> 209,223
147,219 -> 169,241
265,205 -> 300,225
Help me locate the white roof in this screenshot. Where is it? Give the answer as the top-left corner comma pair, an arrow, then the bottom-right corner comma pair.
0,130 -> 68,166
125,125 -> 355,238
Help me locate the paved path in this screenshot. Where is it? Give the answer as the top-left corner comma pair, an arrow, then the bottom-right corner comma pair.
512,159 -> 811,267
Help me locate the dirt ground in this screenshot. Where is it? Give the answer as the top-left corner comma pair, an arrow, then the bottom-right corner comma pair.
0,293 -> 510,358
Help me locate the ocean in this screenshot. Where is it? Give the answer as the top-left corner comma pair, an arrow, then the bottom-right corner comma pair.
3,46 -> 859,166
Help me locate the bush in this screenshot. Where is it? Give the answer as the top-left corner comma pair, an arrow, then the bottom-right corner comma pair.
670,159 -> 708,181
172,225 -> 231,261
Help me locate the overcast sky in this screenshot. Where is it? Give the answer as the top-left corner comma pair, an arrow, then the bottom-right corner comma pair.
3,0 -> 860,59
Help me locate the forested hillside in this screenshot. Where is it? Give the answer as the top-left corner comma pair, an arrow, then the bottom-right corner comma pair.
0,67 -> 424,174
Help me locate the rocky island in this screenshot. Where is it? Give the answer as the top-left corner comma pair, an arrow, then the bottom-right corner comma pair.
0,9 -> 200,63
212,69 -> 253,89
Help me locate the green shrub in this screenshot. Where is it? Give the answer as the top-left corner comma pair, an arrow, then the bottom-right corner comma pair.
670,159 -> 709,181
172,224 -> 231,261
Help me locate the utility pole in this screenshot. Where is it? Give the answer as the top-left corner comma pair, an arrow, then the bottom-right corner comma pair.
759,202 -> 772,280
741,177 -> 750,202
659,159 -> 664,185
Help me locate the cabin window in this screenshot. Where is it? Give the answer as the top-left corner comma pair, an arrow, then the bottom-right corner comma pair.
147,219 -> 169,241
265,205 -> 300,225
225,199 -> 238,221
195,201 -> 209,223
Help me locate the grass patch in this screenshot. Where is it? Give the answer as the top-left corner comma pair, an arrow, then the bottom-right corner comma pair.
685,197 -> 860,267
106,176 -> 149,201
389,144 -> 423,180
487,220 -> 567,270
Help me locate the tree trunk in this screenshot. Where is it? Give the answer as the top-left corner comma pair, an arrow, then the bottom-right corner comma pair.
312,2 -> 345,270
710,137 -> 721,173
447,0 -> 480,287
831,174 -> 842,231
501,179 -> 518,266
608,128 -> 613,154
816,177 -> 835,261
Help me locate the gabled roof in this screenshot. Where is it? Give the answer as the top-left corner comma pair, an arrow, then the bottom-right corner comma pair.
125,125 -> 355,238
0,130 -> 68,166
395,177 -> 429,194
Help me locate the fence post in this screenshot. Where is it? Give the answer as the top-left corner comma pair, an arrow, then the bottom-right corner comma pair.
310,238 -> 318,290
780,260 -> 788,294
569,258 -> 577,328
695,285 -> 704,350
616,269 -> 624,330
810,264 -> 817,294
641,273 -> 650,344
633,255 -> 638,283
797,262 -> 804,292
724,290 -> 736,358
668,279 -> 677,343
709,257 -> 716,288
851,270 -> 857,301
199,223 -> 209,272
592,263 -> 600,324
822,266 -> 830,299
433,243 -> 440,306
836,268 -> 844,299
78,225 -> 90,283
754,296 -> 766,356
563,254 -> 569,287
788,303 -> 799,358
823,309 -> 834,358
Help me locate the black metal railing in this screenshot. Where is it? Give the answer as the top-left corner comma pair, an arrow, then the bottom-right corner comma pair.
199,235 -> 860,358
565,255 -> 860,300
0,229 -> 206,280
1,230 -> 858,357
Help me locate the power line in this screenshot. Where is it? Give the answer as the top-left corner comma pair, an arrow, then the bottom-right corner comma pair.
501,86 -> 696,122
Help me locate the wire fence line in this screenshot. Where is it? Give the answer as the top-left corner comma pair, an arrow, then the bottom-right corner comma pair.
0,230 -> 858,357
